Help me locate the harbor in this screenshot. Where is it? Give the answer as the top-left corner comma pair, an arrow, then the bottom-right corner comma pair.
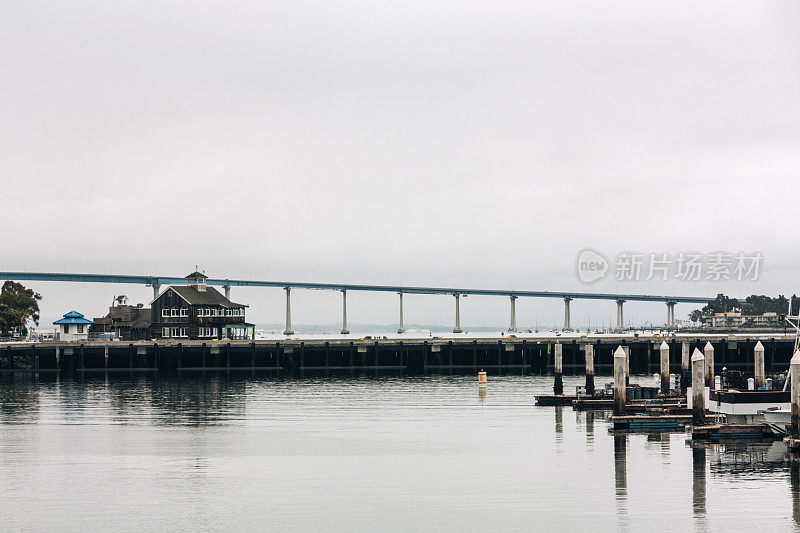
2,373 -> 800,530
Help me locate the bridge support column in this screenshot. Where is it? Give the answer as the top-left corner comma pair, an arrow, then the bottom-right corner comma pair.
563,297 -> 572,331
152,283 -> 161,299
666,301 -> 676,329
397,292 -> 405,334
453,294 -> 462,334
224,285 -> 231,300
616,300 -> 625,330
283,287 -> 294,335
508,296 -> 517,333
341,290 -> 349,335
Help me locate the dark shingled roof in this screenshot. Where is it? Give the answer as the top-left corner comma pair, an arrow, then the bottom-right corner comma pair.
184,271 -> 209,279
169,286 -> 246,308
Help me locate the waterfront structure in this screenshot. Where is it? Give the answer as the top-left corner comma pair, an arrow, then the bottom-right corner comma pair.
90,296 -> 152,341
703,311 -> 781,328
54,311 -> 93,341
150,272 -> 254,340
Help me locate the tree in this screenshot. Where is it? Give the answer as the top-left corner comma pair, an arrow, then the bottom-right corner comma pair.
689,309 -> 704,324
0,281 -> 42,337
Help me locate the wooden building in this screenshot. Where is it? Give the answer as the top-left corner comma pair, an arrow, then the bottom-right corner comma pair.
150,271 -> 254,340
90,296 -> 152,341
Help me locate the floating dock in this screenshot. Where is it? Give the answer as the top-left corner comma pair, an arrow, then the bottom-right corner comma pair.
692,424 -> 777,440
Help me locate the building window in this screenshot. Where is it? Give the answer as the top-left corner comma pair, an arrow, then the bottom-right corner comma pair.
77,325 -> 84,333
63,325 -> 70,334
211,308 -> 217,317
180,308 -> 188,317
213,327 -> 218,338
162,308 -> 169,317
163,328 -> 170,337
180,327 -> 188,337
171,308 -> 178,317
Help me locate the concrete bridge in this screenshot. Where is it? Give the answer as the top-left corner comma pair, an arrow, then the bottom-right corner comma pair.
0,271 -> 711,333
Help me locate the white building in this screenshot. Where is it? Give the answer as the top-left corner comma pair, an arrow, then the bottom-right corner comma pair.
53,310 -> 93,341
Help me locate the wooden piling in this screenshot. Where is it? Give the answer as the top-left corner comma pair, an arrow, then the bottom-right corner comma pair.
660,341 -> 670,394
681,341 -> 690,390
584,343 -> 595,396
792,351 -> 800,438
692,348 -> 706,426
754,341 -> 765,389
613,346 -> 626,415
704,341 -> 714,388
622,345 -> 630,385
554,342 -> 563,395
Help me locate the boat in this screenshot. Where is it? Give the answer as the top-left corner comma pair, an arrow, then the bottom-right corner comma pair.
708,389 -> 789,424
707,297 -> 799,425
762,408 -> 791,436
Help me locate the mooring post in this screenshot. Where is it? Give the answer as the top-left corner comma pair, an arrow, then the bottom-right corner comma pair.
692,348 -> 706,426
660,341 -> 670,394
792,351 -> 800,440
55,346 -> 60,370
283,287 -> 294,335
104,345 -> 109,370
681,341 -> 690,391
613,346 -> 626,415
584,343 -> 595,396
554,342 -> 563,395
616,299 -> 625,330
704,341 -> 714,388
754,341 -> 765,389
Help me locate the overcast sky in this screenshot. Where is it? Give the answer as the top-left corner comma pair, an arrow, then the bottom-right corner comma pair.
2,1 -> 799,330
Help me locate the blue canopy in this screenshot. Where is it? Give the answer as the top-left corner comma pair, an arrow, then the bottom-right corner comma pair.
53,310 -> 93,325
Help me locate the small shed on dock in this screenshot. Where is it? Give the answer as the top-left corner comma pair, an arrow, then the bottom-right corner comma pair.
54,311 -> 93,341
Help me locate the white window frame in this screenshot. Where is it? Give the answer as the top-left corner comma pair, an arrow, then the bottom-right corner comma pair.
180,327 -> 188,337
163,327 -> 170,337
180,308 -> 188,317
212,327 -> 218,338
171,308 -> 178,317
162,308 -> 169,317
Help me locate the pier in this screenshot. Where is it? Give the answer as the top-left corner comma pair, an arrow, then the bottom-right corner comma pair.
1,334 -> 797,378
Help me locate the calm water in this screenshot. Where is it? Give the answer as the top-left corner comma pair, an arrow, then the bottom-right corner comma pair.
1,374 -> 799,532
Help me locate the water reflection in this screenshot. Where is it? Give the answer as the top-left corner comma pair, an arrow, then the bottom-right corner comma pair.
555,406 -> 563,449
0,374 -> 41,423
692,444 -> 707,525
790,456 -> 800,526
613,433 -> 628,530
585,411 -> 595,449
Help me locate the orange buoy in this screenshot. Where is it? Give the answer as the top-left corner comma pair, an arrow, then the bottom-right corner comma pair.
478,370 -> 487,385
